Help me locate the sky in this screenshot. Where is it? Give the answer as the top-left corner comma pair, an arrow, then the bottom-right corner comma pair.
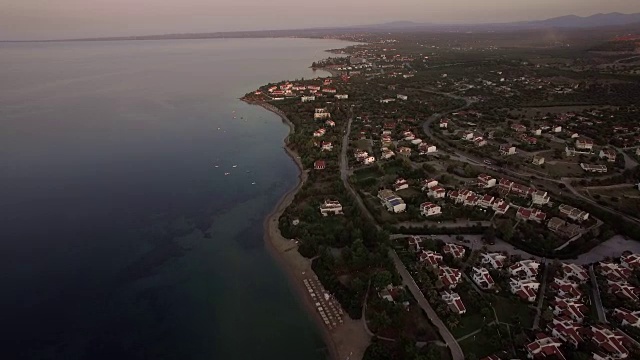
2,0 -> 640,40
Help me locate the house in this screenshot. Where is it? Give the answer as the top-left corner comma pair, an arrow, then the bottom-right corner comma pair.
461,131 -> 474,141
439,119 -> 449,128
481,253 -> 507,269
477,174 -> 496,188
472,267 -> 495,290
441,291 -> 466,314
420,202 -> 442,217
499,144 -> 516,156
428,186 -> 446,199
553,126 -> 562,133
608,281 -> 640,302
581,163 -> 607,173
397,94 -> 408,101
398,147 -> 412,157
517,207 -> 546,222
334,94 -> 349,100
319,200 -> 343,216
381,148 -> 395,159
321,141 -> 333,151
532,128 -> 542,136
411,138 -> 423,145
419,250 -> 443,267
313,128 -> 326,137
511,183 -> 534,197
509,260 -> 540,279
532,155 -> 545,166
301,96 -> 316,102
620,253 -> 640,269
612,308 -> 640,328
558,204 -> 589,222
393,178 -> 409,191
443,244 -> 466,259
510,279 -> 540,302
403,131 -> 416,141
418,143 -> 437,154
478,194 -> 495,208
378,189 -> 406,213
511,124 -> 527,132
551,278 -> 583,301
363,156 -> 376,165
526,334 -> 566,360
549,318 -> 584,347
498,178 -> 514,192
599,149 -> 617,162
463,194 -> 479,206
379,98 -> 396,104
589,325 -> 629,360
552,298 -> 588,323
314,160 -> 326,170
322,87 -> 337,93
561,263 -> 589,283
354,150 -> 369,161
475,138 -> 488,147
548,218 -> 582,239
532,190 -> 550,205
599,262 -> 632,281
439,267 -> 462,289
408,236 -> 423,252
492,199 -> 510,214
325,120 -> 336,127
421,179 -> 439,191
314,108 -> 331,120
575,138 -> 594,150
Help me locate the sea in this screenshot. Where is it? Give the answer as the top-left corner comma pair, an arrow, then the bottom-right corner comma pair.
0,38 -> 352,359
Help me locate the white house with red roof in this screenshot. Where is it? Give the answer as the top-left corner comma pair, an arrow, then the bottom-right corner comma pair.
517,207 -> 547,222
599,262 -> 632,281
439,118 -> 449,128
608,281 -> 640,302
419,250 -> 442,268
421,178 -> 439,191
428,186 -> 446,199
499,144 -> 517,156
463,193 -> 480,206
549,318 -> 584,347
472,267 -> 495,290
439,267 -> 462,289
420,202 -> 442,217
575,138 -> 594,150
441,291 -> 466,314
621,253 -> 640,270
394,178 -> 409,191
408,236 -> 423,252
443,244 -> 466,259
599,149 -> 617,162
589,325 -> 629,360
313,128 -> 326,137
499,178 -> 514,192
551,297 -> 588,323
363,156 -> 376,165
418,143 -> 437,154
509,260 -> 540,279
314,160 -> 326,170
398,147 -> 412,157
321,141 -> 333,151
612,308 -> 640,328
510,278 -> 540,302
325,119 -> 336,127
478,194 -> 496,208
481,253 -> 507,269
492,199 -> 510,214
403,131 -> 416,141
550,278 -> 582,301
561,263 -> 589,283
525,334 -> 566,360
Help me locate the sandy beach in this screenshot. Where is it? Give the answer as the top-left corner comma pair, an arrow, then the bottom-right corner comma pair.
247,99 -> 371,360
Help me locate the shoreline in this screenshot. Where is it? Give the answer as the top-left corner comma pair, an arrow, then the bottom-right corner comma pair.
244,98 -> 370,360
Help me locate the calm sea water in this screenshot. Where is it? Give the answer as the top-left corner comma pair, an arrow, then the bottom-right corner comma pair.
0,38 -> 350,359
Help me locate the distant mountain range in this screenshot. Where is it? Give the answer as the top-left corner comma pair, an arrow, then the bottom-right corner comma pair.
355,12 -> 640,30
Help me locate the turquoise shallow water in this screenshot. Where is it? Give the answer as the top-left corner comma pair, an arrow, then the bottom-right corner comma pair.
0,38 -> 351,359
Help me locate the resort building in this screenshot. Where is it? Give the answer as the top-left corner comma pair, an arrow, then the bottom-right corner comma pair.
420,202 -> 442,217
472,267 -> 495,290
319,200 -> 343,216
441,291 -> 466,314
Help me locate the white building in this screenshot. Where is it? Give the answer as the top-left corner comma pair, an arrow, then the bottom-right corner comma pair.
397,94 -> 408,101
319,200 -> 343,216
378,189 -> 406,213
420,202 -> 441,217
301,96 -> 316,102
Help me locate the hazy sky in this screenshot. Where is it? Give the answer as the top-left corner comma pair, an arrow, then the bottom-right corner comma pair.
2,0 -> 640,40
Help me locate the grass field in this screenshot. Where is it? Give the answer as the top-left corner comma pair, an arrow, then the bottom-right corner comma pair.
458,324 -> 509,359
492,296 -> 535,328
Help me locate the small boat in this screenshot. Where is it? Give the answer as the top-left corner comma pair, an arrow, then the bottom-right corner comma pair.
232,165 -> 238,168
224,172 -> 230,176
214,165 -> 219,168
251,182 -> 256,185
217,127 -> 221,130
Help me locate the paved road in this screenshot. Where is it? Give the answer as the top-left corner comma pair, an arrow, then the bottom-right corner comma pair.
340,115 -> 382,231
532,259 -> 549,329
389,250 -> 465,360
589,264 -> 607,323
